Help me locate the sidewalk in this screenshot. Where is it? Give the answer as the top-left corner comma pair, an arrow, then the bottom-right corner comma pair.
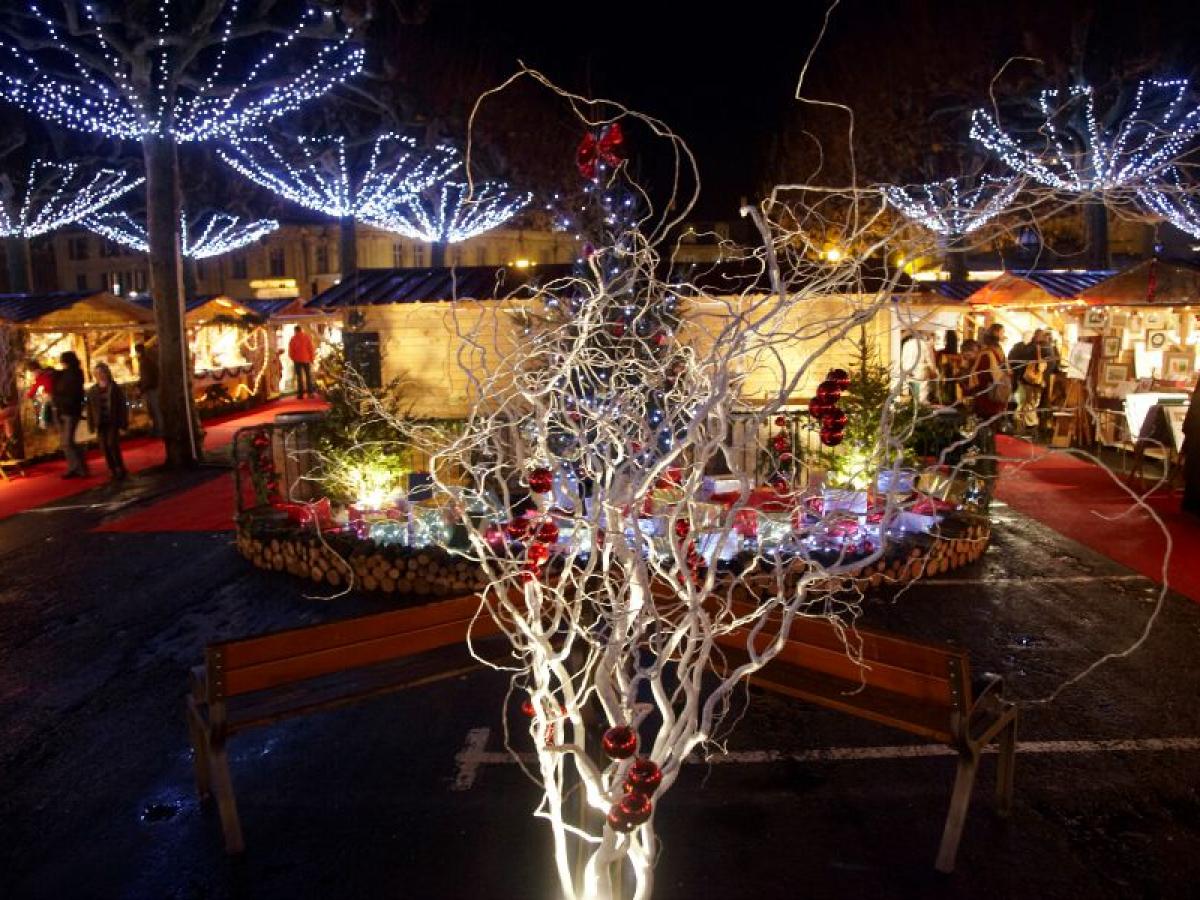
995,434 -> 1200,603
0,398 -> 327,522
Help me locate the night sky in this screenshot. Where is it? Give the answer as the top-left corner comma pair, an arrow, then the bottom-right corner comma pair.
407,0 -> 1200,218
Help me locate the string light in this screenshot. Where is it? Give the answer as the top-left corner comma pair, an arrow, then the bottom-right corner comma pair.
883,175 -> 1019,236
0,1 -> 363,141
970,78 -> 1200,192
0,158 -> 142,238
374,181 -> 531,243
1137,166 -> 1200,238
219,133 -> 460,222
84,211 -> 279,258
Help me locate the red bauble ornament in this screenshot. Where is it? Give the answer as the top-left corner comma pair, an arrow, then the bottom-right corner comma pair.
527,542 -> 551,564
601,725 -> 638,760
808,397 -> 830,418
673,519 -> 691,539
607,792 -> 653,832
771,475 -> 790,492
778,451 -> 794,463
774,416 -> 787,426
611,323 -> 626,338
772,433 -> 790,453
504,519 -> 529,541
535,520 -> 559,545
528,467 -> 554,494
827,368 -> 851,390
626,757 -> 663,795
820,429 -> 845,447
521,699 -> 536,717
823,409 -> 848,430
816,381 -> 840,403
653,332 -> 668,347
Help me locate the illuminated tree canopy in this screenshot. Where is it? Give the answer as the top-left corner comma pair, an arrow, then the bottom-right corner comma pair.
375,180 -> 531,244
883,175 -> 1019,237
0,157 -> 141,238
84,210 -> 279,258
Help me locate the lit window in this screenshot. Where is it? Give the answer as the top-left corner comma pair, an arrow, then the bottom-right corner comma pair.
392,242 -> 404,268
413,244 -> 426,266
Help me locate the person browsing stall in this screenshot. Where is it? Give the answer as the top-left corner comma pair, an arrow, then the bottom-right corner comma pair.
86,362 -> 129,481
53,351 -> 88,478
287,326 -> 316,400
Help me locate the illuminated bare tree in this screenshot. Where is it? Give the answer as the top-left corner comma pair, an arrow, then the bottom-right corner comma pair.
0,0 -> 363,464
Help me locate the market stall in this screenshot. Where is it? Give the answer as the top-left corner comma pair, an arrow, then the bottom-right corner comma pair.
0,290 -> 154,458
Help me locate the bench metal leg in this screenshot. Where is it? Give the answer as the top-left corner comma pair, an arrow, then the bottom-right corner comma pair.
185,697 -> 212,801
209,737 -> 246,854
995,714 -> 1017,817
936,751 -> 979,874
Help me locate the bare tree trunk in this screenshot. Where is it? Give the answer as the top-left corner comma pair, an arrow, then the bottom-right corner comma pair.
945,234 -> 968,282
431,241 -> 447,267
4,236 -> 32,293
144,135 -> 199,467
339,216 -> 357,279
183,255 -> 199,302
1084,201 -> 1110,270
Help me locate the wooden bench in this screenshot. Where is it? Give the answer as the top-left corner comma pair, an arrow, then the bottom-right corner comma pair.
719,604 -> 1017,873
186,593 -> 500,853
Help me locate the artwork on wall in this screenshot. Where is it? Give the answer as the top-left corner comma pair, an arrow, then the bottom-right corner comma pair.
1146,329 -> 1170,350
1102,336 -> 1122,358
1162,350 -> 1195,380
1102,362 -> 1130,385
1084,307 -> 1109,329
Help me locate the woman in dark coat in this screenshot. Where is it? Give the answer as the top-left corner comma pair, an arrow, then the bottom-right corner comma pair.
1183,380 -> 1200,517
86,362 -> 129,481
53,350 -> 88,478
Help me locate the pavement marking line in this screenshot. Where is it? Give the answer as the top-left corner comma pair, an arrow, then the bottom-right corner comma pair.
451,732 -> 1200,789
915,574 -> 1150,586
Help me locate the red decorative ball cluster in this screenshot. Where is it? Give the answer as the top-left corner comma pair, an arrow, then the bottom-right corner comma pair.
602,725 -> 638,760
607,756 -> 661,833
812,368 -> 851,447
247,428 -> 280,504
528,467 -> 554,494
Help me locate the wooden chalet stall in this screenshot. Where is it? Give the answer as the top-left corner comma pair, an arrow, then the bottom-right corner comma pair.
0,290 -> 153,459
244,297 -> 341,398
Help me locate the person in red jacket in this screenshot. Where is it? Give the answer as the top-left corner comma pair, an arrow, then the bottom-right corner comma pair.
287,325 -> 316,399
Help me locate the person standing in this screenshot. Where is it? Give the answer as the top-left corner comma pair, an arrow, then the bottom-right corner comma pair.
86,363 -> 129,481
967,324 -> 1011,491
1014,329 -> 1047,436
1182,380 -> 1200,517
135,342 -> 161,436
53,351 -> 88,478
287,326 -> 316,399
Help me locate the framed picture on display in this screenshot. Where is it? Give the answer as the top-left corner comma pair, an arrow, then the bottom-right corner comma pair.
1162,350 -> 1194,380
1164,405 -> 1187,451
1103,363 -> 1130,385
1145,310 -> 1164,328
1126,315 -> 1145,337
1146,329 -> 1170,351
1102,336 -> 1121,358
1084,307 -> 1108,329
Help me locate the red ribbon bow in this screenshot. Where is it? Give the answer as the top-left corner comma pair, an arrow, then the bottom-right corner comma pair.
576,122 -> 625,180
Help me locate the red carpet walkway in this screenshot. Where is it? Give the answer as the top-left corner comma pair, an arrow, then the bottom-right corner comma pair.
995,435 -> 1200,603
93,475 -> 235,533
0,398 -> 326,522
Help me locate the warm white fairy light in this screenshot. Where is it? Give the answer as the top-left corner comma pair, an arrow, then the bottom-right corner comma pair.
0,1 -> 363,141
970,78 -> 1200,193
219,133 -> 460,222
84,210 -> 279,258
374,181 -> 531,243
0,158 -> 142,238
883,175 -> 1019,236
1137,166 -> 1200,238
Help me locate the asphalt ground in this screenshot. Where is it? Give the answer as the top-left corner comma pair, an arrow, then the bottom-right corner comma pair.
1,472 -> 1198,900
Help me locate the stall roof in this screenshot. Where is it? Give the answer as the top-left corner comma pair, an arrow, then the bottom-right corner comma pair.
307,265 -> 577,308
1077,259 -> 1200,306
0,290 -> 153,326
968,269 -> 1114,308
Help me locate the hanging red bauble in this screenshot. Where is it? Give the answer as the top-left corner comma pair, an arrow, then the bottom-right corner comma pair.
535,520 -> 559,545
607,792 -> 653,832
611,322 -> 626,338
808,397 -> 830,418
601,725 -> 638,759
625,757 -> 663,795
774,416 -> 787,427
772,433 -> 790,453
823,409 -> 848,430
528,468 -> 554,494
827,368 -> 851,391
778,451 -> 794,464
504,519 -> 528,541
521,699 -> 536,717
673,519 -> 691,539
816,381 -> 840,403
820,429 -> 845,447
527,542 -> 551,564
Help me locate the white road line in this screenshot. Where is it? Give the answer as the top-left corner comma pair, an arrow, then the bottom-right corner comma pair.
915,574 -> 1151,586
451,730 -> 1200,790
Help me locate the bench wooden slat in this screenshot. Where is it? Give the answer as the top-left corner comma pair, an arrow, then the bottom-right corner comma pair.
224,643 -> 487,735
216,614 -> 499,698
720,646 -> 955,742
219,594 -> 487,669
